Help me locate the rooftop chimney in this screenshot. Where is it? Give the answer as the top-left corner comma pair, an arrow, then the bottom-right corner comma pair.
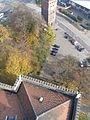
39,97 -> 44,103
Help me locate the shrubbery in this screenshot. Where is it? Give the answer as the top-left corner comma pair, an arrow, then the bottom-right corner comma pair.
79,112 -> 88,120
61,10 -> 77,22
77,15 -> 83,22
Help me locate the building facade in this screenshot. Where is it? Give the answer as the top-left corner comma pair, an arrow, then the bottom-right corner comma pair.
69,0 -> 90,19
41,0 -> 57,25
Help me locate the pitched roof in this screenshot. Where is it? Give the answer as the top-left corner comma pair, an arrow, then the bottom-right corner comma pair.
23,82 -> 71,116
0,90 -> 23,120
37,100 -> 71,120
0,75 -> 81,120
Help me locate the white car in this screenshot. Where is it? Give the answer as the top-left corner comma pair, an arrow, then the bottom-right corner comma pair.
0,13 -> 4,19
79,58 -> 90,67
73,41 -> 78,46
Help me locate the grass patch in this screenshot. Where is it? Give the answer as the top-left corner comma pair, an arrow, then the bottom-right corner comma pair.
79,112 -> 88,120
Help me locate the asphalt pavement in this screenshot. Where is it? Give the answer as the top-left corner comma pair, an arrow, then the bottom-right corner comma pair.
56,13 -> 90,52
53,23 -> 89,61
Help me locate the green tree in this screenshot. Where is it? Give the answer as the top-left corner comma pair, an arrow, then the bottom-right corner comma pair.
44,26 -> 56,44
32,26 -> 55,74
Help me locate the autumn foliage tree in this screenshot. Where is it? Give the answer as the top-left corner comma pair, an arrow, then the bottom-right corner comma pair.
5,50 -> 32,76
0,25 -> 10,42
0,4 -> 55,84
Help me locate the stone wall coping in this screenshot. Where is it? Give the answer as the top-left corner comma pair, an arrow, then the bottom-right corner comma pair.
0,75 -> 81,120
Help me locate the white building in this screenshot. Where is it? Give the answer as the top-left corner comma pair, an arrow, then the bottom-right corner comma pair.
41,0 -> 57,25
69,0 -> 90,18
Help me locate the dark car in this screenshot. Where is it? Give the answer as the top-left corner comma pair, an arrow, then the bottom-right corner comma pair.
64,35 -> 68,39
64,32 -> 69,36
75,45 -> 85,52
51,50 -> 58,53
69,39 -> 75,45
55,28 -> 58,31
50,51 -> 57,56
78,47 -> 85,52
53,44 -> 60,48
52,47 -> 59,51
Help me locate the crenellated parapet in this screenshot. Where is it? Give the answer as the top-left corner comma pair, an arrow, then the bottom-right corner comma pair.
0,75 -> 81,120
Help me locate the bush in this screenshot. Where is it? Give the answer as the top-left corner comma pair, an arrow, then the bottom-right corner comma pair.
68,14 -> 77,22
62,10 -> 68,15
79,112 -> 88,120
77,16 -> 83,22
80,24 -> 90,30
61,10 -> 77,22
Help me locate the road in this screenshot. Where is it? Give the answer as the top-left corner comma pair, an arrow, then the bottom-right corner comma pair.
56,13 -> 90,52
24,2 -> 90,53
53,24 -> 89,60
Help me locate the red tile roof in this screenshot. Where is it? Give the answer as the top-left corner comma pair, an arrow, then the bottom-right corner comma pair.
0,90 -> 23,120
23,82 -> 72,116
0,78 -> 79,120
38,100 -> 71,120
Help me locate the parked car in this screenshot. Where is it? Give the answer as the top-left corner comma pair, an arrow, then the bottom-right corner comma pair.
64,32 -> 69,36
69,39 -> 75,45
75,45 -> 85,52
51,49 -> 58,53
73,41 -> 79,46
52,47 -> 59,51
50,51 -> 57,56
55,28 -> 58,31
79,58 -> 90,67
53,44 -> 60,48
51,44 -> 60,56
64,35 -> 68,39
64,32 -> 67,35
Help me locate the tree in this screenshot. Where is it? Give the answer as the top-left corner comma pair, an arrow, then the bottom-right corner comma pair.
77,16 -> 83,22
0,69 -> 16,85
5,50 -> 32,76
7,5 -> 43,43
0,4 -> 56,83
0,25 -> 10,43
44,26 -> 56,44
31,26 -> 55,74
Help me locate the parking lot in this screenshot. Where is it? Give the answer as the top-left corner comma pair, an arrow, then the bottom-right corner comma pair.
50,24 -> 90,61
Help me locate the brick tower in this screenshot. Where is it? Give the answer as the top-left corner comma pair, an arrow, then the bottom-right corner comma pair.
41,0 -> 57,25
